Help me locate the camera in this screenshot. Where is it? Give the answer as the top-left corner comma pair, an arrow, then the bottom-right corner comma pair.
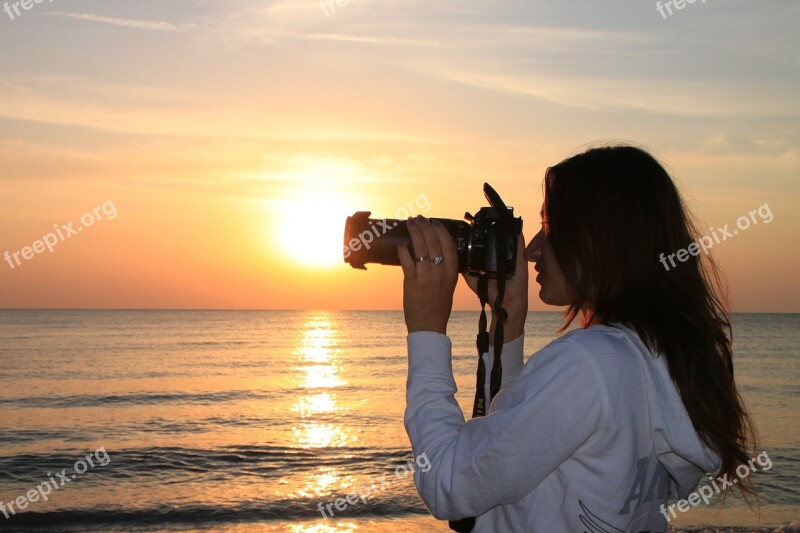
343,183 -> 522,278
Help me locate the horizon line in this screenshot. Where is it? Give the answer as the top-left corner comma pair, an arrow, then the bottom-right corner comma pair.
0,308 -> 797,314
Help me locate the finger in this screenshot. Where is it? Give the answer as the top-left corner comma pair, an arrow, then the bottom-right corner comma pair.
513,232 -> 529,282
516,232 -> 527,271
418,216 -> 443,270
406,217 -> 429,270
397,243 -> 416,280
430,219 -> 458,272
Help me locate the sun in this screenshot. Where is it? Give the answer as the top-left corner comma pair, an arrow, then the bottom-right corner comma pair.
276,191 -> 355,268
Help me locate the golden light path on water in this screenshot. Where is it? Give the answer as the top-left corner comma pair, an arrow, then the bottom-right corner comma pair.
289,312 -> 361,517
294,314 -> 349,449
260,312 -> 450,532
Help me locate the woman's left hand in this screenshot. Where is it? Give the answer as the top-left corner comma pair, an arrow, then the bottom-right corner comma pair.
397,215 -> 459,335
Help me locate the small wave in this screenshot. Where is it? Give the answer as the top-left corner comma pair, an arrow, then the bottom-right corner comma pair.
0,390 -> 278,408
0,498 -> 430,531
0,445 -> 416,482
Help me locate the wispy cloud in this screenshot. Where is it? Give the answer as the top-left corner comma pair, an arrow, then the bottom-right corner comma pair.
48,12 -> 197,32
420,68 -> 800,120
0,75 -> 444,144
301,33 -> 450,48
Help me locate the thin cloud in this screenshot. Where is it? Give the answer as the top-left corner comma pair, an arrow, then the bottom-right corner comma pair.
421,68 -> 800,120
302,33 -> 450,48
48,12 -> 197,32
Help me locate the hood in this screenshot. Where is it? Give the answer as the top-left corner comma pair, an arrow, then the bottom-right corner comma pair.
614,323 -> 721,498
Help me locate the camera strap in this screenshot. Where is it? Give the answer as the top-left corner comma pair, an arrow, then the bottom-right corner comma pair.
449,224 -> 510,533
472,275 -> 490,418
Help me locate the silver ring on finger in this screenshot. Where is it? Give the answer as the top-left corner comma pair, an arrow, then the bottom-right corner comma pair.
415,256 -> 429,263
432,256 -> 444,266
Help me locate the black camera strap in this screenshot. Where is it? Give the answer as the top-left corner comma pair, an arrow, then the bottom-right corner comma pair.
449,224 -> 510,533
471,275 -> 490,418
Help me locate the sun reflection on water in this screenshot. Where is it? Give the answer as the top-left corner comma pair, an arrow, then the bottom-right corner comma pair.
297,314 -> 347,390
284,314 -> 360,504
288,522 -> 359,533
292,392 -> 337,416
292,313 -> 357,447
302,364 -> 346,389
294,422 -> 353,448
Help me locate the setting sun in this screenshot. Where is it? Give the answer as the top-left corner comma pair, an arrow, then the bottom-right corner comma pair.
276,189 -> 358,268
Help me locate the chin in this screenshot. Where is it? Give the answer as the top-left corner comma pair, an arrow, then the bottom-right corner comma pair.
538,287 -> 556,306
539,287 -> 572,307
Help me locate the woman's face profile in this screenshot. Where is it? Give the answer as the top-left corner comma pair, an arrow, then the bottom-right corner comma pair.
524,206 -> 574,306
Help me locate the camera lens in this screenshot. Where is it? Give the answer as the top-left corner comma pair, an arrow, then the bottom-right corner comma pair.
343,213 -> 470,270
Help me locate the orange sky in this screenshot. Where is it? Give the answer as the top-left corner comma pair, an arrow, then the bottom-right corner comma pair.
0,1 -> 798,311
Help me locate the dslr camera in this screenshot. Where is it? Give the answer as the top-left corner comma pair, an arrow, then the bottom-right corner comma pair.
343,183 -> 522,278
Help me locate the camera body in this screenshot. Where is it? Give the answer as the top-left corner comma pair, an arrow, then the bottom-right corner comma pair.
463,205 -> 522,276
343,183 -> 522,278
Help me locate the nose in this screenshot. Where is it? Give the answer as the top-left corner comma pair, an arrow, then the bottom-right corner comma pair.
524,229 -> 545,263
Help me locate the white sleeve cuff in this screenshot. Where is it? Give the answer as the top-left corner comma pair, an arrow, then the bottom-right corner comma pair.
407,331 -> 453,376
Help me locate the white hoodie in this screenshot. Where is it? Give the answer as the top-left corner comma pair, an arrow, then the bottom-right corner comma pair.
405,323 -> 720,532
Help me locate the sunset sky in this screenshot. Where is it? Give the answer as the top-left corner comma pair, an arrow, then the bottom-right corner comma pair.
0,0 -> 798,311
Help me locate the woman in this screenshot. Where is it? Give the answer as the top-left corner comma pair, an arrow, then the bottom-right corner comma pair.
397,145 -> 757,532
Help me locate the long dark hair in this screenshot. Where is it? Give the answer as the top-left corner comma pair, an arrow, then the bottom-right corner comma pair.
543,144 -> 757,502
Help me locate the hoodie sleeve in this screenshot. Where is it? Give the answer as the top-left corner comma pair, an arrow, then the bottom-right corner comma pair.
405,331 -> 606,520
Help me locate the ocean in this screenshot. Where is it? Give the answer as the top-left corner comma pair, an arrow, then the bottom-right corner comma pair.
0,310 -> 797,532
